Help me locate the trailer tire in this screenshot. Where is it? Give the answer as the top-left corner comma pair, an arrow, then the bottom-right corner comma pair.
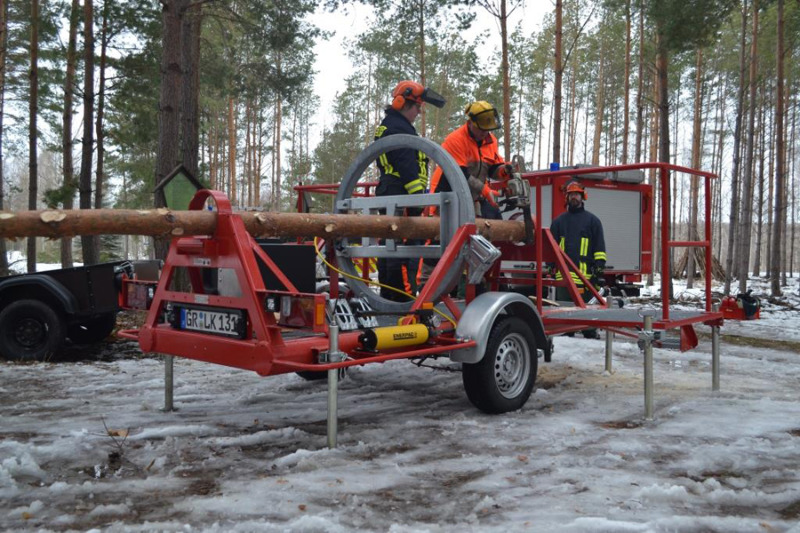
295,368 -> 347,382
0,299 -> 66,362
68,312 -> 117,345
462,316 -> 537,414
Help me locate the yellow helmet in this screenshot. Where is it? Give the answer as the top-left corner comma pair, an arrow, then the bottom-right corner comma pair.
465,101 -> 500,131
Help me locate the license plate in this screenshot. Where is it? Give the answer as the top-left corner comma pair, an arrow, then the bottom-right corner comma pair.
176,306 -> 245,338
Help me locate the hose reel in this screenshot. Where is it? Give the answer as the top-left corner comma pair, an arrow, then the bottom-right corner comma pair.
333,135 -> 476,313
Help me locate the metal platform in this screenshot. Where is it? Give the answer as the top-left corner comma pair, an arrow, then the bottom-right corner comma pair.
542,307 -> 724,330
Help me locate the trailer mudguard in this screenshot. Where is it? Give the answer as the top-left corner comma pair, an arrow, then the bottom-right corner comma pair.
451,292 -> 550,364
0,275 -> 79,315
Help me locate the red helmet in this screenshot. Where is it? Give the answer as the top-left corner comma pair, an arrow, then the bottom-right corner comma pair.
391,80 -> 447,111
564,180 -> 587,200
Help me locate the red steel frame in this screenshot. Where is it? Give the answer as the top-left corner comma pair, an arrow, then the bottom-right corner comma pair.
120,189 -> 477,376
120,162 -> 722,377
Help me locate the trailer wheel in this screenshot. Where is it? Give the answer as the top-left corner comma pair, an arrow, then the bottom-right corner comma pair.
295,368 -> 347,382
67,312 -> 117,345
462,316 -> 537,414
0,299 -> 66,362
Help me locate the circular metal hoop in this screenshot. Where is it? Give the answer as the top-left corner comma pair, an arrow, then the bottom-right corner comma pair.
333,134 -> 475,313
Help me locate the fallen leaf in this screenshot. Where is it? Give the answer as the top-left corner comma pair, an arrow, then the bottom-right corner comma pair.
107,429 -> 129,438
517,454 -> 529,463
298,504 -> 306,511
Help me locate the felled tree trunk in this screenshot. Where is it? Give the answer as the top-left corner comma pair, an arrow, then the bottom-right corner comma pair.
0,209 -> 528,243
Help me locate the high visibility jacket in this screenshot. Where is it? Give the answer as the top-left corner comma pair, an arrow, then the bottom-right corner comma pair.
374,109 -> 428,195
430,123 -> 505,193
550,205 -> 607,286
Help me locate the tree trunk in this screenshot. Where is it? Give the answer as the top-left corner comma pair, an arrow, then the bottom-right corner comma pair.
79,0 -> 98,265
552,0 -> 562,165
737,0 -> 759,293
27,0 -> 39,273
591,54 -> 605,166
0,0 -> 7,275
647,61 -> 659,286
228,97 -> 236,205
771,0 -> 785,296
656,33 -> 673,298
181,4 -> 201,179
753,87 -> 765,277
724,0 -> 748,295
634,0 -> 645,163
154,0 -> 187,259
500,0 -> 511,161
274,75 -> 282,210
622,0 -> 631,164
94,0 -> 108,212
0,209 -> 530,243
687,48 -> 703,289
60,0 -> 80,268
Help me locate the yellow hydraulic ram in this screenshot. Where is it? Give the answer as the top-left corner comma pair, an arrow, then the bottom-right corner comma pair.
358,324 -> 430,351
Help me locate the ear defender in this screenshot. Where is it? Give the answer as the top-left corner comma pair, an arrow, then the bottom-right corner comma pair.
392,87 -> 413,111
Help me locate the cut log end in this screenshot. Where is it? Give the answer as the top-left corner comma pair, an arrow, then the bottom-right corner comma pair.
40,211 -> 67,223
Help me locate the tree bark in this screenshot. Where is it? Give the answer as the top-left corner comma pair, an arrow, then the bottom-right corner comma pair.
552,0 -> 562,165
500,0 -> 511,161
79,0 -> 99,265
724,0 -> 748,295
95,0 -> 108,211
687,48 -> 703,289
27,0 -> 39,273
622,0 -> 631,164
0,0 -> 7,275
656,32 -> 673,298
0,209 -> 529,243
60,0 -> 80,268
634,0 -> 645,163
771,0 -> 785,296
591,53 -> 605,166
181,4 -> 201,180
736,0 -> 759,293
154,0 -> 187,259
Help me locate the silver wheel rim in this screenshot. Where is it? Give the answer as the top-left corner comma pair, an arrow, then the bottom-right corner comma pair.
494,332 -> 531,399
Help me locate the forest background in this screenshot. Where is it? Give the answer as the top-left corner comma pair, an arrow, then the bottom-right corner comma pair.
0,0 -> 797,298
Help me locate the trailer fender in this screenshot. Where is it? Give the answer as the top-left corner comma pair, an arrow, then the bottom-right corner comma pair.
0,275 -> 79,316
451,292 -> 550,364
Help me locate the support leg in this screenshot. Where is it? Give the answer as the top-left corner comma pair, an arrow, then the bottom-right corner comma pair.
163,355 -> 174,412
604,329 -> 614,373
642,315 -> 654,420
327,368 -> 338,448
327,324 -> 344,449
711,325 -> 720,392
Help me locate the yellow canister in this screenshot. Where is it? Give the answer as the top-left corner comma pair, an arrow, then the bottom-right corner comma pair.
358,324 -> 430,351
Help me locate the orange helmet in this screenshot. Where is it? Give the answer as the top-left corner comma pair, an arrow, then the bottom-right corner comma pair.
564,180 -> 587,201
391,80 -> 446,111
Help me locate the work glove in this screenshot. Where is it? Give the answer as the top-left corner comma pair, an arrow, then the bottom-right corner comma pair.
595,260 -> 606,275
404,178 -> 425,194
481,183 -> 500,207
467,175 -> 485,200
491,163 -> 514,182
593,260 -> 607,287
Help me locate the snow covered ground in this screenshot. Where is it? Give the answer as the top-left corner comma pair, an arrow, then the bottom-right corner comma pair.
1,276 -> 799,532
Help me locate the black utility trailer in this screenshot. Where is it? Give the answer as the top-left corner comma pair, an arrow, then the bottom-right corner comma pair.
0,261 -> 159,361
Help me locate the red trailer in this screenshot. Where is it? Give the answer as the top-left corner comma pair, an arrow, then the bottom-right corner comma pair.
121,136 -> 723,445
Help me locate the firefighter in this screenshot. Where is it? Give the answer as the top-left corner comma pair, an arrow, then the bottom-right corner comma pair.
374,80 -> 445,301
550,179 -> 607,338
429,101 -> 513,220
